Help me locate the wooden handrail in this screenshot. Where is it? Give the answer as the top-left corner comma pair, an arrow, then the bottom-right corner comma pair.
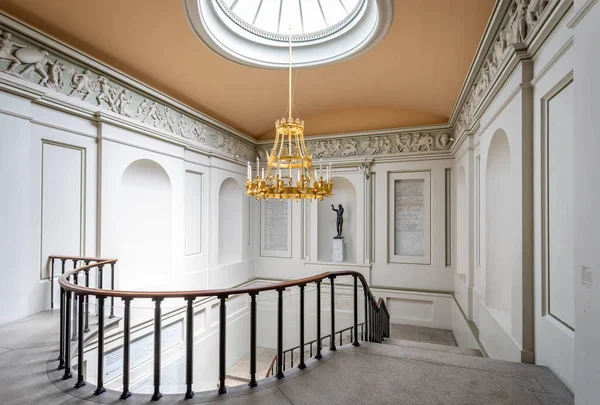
51,255 -> 386,307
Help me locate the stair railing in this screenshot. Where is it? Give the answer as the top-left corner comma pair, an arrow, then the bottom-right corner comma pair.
50,254 -> 390,401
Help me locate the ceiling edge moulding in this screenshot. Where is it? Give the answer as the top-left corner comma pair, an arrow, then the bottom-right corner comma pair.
183,0 -> 394,69
0,14 -> 256,162
449,0 -> 569,152
257,129 -> 455,162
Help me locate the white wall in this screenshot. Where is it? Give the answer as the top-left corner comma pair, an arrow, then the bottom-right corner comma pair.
572,1 -> 600,403
0,80 -> 254,324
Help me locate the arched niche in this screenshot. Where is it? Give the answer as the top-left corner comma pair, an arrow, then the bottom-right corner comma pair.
485,129 -> 513,321
318,177 -> 357,262
120,159 -> 172,290
456,166 -> 468,276
218,178 -> 242,265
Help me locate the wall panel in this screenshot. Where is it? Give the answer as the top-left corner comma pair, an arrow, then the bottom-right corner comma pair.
185,171 -> 203,256
40,141 -> 85,278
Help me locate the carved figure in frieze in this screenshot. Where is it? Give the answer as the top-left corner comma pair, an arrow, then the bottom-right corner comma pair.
212,131 -> 226,149
395,133 -> 412,153
177,115 -> 191,138
68,69 -> 92,101
341,139 -> 357,157
492,30 -> 508,67
509,0 -> 529,44
411,133 -> 433,151
92,76 -> 111,106
360,137 -> 379,155
436,132 -> 452,149
145,101 -> 163,126
192,122 -> 208,143
311,141 -> 328,158
45,59 -> 65,91
257,148 -> 268,160
117,89 -> 133,117
163,107 -> 177,132
19,50 -> 51,85
135,99 -> 151,119
379,136 -> 392,154
329,140 -> 342,157
0,32 -> 27,73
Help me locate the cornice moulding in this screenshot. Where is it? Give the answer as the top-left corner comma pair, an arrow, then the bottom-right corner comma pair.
0,13 -> 255,154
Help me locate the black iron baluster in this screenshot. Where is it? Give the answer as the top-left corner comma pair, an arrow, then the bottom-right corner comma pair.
329,276 -> 336,351
315,280 -> 322,360
249,292 -> 258,388
353,275 -> 360,347
370,295 -> 374,342
97,265 -> 103,317
339,331 -> 343,346
120,298 -> 132,399
151,298 -> 163,401
63,288 -> 73,380
75,293 -> 86,388
50,258 -> 55,309
309,342 -> 313,358
58,286 -> 65,370
185,297 -> 195,399
363,287 -> 368,342
109,263 -> 115,318
94,296 -> 106,395
218,295 -> 227,394
298,284 -> 306,369
276,288 -> 284,379
72,261 -> 78,342
84,266 -> 90,333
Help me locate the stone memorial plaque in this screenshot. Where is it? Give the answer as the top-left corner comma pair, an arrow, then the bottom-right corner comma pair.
394,179 -> 425,256
264,199 -> 288,251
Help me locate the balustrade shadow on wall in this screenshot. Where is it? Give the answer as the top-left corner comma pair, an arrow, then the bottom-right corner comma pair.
48,255 -> 389,400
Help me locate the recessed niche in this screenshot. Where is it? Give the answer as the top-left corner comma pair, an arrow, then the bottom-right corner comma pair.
318,177 -> 356,263
485,129 -> 512,321
120,159 -> 172,290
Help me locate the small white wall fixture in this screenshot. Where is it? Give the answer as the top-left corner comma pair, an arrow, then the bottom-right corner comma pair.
120,159 -> 172,290
218,177 -> 243,265
484,129 -> 513,329
318,177 -> 357,263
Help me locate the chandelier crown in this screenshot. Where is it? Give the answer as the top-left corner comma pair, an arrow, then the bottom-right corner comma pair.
246,30 -> 332,201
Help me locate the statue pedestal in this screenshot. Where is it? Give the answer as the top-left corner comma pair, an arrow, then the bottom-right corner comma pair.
332,237 -> 345,262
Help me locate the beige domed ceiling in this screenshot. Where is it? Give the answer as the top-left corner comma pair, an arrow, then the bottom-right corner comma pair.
0,0 -> 495,139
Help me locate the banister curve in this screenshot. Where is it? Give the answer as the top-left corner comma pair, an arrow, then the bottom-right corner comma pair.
51,255 -> 387,311
51,254 -> 390,398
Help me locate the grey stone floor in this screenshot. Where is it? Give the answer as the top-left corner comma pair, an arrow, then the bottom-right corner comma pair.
390,323 -> 458,346
0,311 -> 574,405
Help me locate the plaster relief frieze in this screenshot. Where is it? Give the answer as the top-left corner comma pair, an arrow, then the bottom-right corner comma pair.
0,26 -> 255,161
257,130 -> 454,161
454,0 -> 553,140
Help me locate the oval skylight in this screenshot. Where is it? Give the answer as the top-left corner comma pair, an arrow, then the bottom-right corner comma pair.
214,0 -> 365,42
183,0 -> 393,68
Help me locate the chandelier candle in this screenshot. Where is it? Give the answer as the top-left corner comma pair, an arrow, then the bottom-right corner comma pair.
245,30 -> 333,201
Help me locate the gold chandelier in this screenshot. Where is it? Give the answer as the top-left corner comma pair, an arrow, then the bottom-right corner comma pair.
246,32 -> 332,202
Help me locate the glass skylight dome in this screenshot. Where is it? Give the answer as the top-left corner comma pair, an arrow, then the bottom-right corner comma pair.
214,0 -> 364,42
183,0 -> 393,68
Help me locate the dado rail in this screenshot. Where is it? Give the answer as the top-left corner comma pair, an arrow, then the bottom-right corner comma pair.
49,255 -> 390,401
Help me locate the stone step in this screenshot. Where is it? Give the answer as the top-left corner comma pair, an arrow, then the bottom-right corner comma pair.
383,337 -> 483,357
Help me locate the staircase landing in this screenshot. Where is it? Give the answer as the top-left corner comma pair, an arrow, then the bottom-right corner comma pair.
0,311 -> 573,405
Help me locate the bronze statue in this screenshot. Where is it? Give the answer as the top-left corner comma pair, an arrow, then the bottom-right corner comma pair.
331,204 -> 344,238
